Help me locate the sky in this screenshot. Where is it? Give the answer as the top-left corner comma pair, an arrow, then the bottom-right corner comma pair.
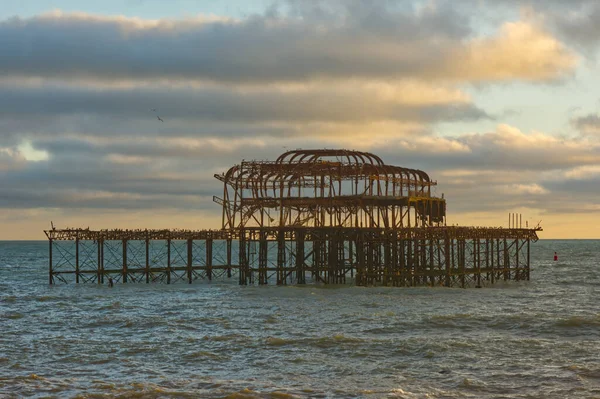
2,0 -> 600,239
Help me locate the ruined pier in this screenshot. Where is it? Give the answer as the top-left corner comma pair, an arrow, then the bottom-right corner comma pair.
46,149 -> 541,287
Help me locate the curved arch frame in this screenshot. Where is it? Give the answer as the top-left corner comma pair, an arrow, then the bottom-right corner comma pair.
215,149 -> 445,229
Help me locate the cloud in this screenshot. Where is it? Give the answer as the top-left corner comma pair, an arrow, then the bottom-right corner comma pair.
362,124 -> 600,172
501,183 -> 549,195
0,80 -> 486,128
0,2 -> 596,238
542,1 -> 600,50
572,113 -> 600,135
456,21 -> 577,82
0,9 -> 576,84
0,123 -> 597,217
0,147 -> 26,171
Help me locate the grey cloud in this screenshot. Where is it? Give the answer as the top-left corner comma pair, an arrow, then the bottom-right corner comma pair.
0,134 -> 331,210
373,141 -> 600,173
517,0 -> 600,51
0,5 -> 490,84
0,84 -> 488,131
1,128 -> 599,216
572,113 -> 600,133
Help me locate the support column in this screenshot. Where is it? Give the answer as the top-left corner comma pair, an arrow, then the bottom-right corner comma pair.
460,239 -> 465,289
145,235 -> 149,284
356,232 -> 365,286
187,239 -> 193,284
206,238 -> 213,281
277,230 -> 286,285
296,230 -> 305,284
122,239 -> 128,283
166,238 -> 171,284
258,232 -> 267,285
444,233 -> 450,287
99,239 -> 104,284
527,238 -> 531,281
239,233 -> 247,285
75,234 -> 80,284
515,238 -> 520,281
475,239 -> 481,288
503,238 -> 508,281
49,239 -> 53,285
97,238 -> 102,284
226,238 -> 232,278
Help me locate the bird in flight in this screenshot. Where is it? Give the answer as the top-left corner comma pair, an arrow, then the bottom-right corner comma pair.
157,115 -> 164,122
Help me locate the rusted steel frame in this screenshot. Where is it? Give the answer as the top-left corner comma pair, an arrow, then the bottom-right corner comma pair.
276,149 -> 383,166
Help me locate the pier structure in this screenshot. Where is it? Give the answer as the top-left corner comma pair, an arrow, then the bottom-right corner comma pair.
46,149 -> 541,287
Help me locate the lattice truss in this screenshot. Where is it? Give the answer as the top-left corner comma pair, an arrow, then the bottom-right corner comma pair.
215,149 -> 446,230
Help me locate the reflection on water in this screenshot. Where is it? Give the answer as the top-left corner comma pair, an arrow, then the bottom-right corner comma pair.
0,240 -> 599,398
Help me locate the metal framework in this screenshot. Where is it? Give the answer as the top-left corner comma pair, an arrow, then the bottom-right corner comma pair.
45,149 -> 541,287
214,149 -> 446,230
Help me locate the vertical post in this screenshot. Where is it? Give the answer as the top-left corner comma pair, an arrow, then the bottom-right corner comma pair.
75,234 -> 80,284
97,238 -> 102,284
391,233 -> 399,286
49,238 -> 53,285
399,237 -> 406,286
515,238 -> 520,281
526,238 -> 530,281
296,229 -> 305,284
239,233 -> 247,285
356,232 -> 365,286
436,237 -> 442,287
485,238 -> 490,285
122,239 -> 128,283
349,239 -> 354,278
491,238 -> 495,284
166,238 -> 171,284
187,239 -> 193,284
428,236 -> 434,287
145,234 -> 150,284
277,230 -> 285,285
460,239 -> 465,289
475,239 -> 481,288
226,238 -> 232,278
503,238 -> 508,281
206,237 -> 213,281
450,236 -> 455,287
406,238 -> 413,286
258,231 -> 267,285
99,239 -> 104,284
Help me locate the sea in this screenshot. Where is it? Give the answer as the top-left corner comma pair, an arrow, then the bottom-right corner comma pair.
0,239 -> 599,398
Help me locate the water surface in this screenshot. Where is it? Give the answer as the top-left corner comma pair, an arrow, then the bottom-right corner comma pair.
1,240 -> 599,398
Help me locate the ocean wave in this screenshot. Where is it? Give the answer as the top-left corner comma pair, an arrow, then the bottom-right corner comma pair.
555,315 -> 600,328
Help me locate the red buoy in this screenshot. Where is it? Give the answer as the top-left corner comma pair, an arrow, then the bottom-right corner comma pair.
554,252 -> 558,261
